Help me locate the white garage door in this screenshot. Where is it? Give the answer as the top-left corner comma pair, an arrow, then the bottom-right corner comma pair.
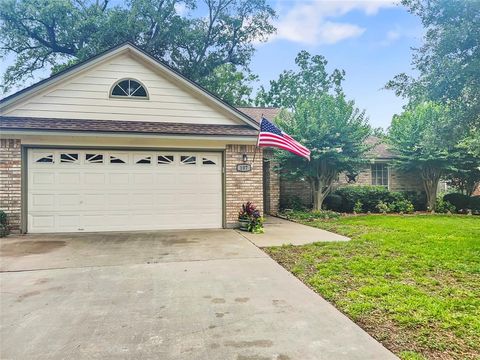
27,149 -> 223,233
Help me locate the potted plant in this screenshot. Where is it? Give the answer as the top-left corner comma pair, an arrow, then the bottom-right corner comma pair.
238,202 -> 264,233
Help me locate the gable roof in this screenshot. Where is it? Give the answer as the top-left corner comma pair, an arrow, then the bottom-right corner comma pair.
0,42 -> 259,130
237,107 -> 281,123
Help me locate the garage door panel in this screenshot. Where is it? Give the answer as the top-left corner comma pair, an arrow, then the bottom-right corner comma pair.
30,215 -> 55,229
58,173 -> 81,185
57,215 -> 81,229
84,172 -> 106,185
83,194 -> 106,210
32,172 -> 55,185
28,149 -> 222,233
31,193 -> 55,208
109,173 -> 130,186
57,194 -> 82,210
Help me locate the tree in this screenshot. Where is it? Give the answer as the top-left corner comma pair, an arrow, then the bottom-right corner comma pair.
445,152 -> 480,196
0,0 -> 276,99
275,94 -> 371,210
386,0 -> 480,153
200,63 -> 257,105
255,50 -> 345,109
388,102 -> 455,211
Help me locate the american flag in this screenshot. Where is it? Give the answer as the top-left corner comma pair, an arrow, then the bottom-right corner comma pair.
258,117 -> 311,160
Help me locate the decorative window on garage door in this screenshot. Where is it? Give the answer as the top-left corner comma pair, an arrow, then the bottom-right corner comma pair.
60,153 -> 79,164
202,156 -> 217,165
34,152 -> 54,163
158,155 -> 174,165
180,155 -> 196,165
86,153 -> 104,164
109,154 -> 127,164
134,154 -> 152,164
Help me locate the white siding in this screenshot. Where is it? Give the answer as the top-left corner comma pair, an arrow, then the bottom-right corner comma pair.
3,54 -> 241,125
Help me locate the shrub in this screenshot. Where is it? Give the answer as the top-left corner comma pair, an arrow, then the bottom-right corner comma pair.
389,199 -> 415,214
376,201 -> 389,214
331,186 -> 404,213
402,191 -> 427,211
470,196 -> 480,213
323,194 -> 343,212
353,201 -> 363,213
443,193 -> 470,212
435,198 -> 456,213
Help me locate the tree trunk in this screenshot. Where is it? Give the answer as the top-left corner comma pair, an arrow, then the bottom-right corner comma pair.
309,160 -> 338,211
421,165 -> 442,211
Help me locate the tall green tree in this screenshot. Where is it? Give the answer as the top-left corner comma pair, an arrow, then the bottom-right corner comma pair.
255,50 -> 345,109
200,63 -> 257,105
275,94 -> 371,210
0,0 -> 275,100
388,102 -> 455,211
386,0 -> 480,154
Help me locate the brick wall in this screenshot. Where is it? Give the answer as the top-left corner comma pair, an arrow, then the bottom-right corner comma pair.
280,178 -> 312,208
0,139 -> 22,232
225,145 -> 263,227
263,150 -> 280,215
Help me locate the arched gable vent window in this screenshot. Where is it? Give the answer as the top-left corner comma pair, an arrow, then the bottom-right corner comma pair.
110,79 -> 148,99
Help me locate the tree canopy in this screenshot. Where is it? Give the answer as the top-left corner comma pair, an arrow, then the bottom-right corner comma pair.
388,102 -> 456,210
0,0 -> 276,103
255,50 -> 345,109
386,0 -> 480,154
275,94 -> 371,210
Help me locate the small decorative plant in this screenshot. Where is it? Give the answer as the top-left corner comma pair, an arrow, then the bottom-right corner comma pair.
238,202 -> 264,234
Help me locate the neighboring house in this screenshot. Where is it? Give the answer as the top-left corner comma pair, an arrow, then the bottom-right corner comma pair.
279,135 -> 425,208
0,43 -> 267,233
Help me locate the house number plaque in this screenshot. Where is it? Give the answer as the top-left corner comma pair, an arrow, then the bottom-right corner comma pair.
236,164 -> 252,172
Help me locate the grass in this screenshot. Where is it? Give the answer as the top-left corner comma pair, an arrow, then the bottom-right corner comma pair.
265,214 -> 480,360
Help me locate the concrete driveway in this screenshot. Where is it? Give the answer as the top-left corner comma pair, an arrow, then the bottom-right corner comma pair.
0,230 -> 396,360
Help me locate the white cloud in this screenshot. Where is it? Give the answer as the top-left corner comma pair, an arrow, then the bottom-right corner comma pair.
268,0 -> 396,45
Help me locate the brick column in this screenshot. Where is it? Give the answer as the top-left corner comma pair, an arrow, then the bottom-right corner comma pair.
0,139 -> 22,232
225,145 -> 263,227
263,150 -> 280,215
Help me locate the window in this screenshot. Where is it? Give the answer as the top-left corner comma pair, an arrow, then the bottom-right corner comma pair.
202,157 -> 216,165
60,153 -> 79,164
371,163 -> 389,187
158,155 -> 174,165
134,154 -> 152,164
181,155 -> 196,165
86,153 -> 104,164
35,153 -> 54,163
110,154 -> 127,164
111,79 -> 148,99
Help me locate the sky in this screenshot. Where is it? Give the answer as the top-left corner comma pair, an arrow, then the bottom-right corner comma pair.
251,0 -> 423,129
1,0 -> 423,130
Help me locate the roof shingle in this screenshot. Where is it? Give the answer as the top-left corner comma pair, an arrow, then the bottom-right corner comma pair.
0,116 -> 258,137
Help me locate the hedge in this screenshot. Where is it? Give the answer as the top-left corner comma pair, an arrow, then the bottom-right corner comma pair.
324,186 -> 427,213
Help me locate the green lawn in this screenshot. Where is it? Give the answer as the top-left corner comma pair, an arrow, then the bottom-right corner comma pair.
265,215 -> 480,360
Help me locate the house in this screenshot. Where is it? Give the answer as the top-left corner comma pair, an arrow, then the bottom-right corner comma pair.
0,43 -> 425,234
0,43 -> 269,233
